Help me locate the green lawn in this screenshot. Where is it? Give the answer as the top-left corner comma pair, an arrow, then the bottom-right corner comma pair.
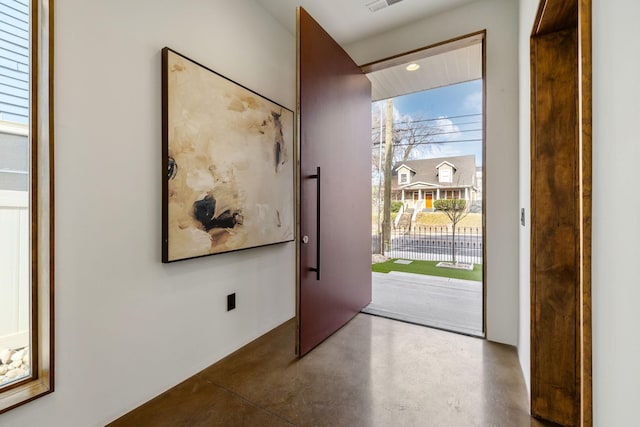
372,259 -> 482,282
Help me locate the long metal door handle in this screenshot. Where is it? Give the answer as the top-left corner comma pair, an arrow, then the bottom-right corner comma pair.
308,166 -> 320,280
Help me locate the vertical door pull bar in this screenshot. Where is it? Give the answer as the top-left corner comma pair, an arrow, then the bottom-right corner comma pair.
308,166 -> 320,280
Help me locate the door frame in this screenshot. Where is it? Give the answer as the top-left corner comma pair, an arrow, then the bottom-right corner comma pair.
361,30 -> 487,336
530,0 -> 592,424
360,30 -> 488,338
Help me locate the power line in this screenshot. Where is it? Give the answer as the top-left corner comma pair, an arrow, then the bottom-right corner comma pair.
401,128 -> 482,137
428,121 -> 482,127
392,113 -> 482,124
371,119 -> 483,131
371,128 -> 483,144
396,139 -> 482,145
371,138 -> 483,148
371,112 -> 482,127
375,122 -> 482,131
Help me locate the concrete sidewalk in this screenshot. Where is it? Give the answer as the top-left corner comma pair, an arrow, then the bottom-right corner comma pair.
362,271 -> 484,337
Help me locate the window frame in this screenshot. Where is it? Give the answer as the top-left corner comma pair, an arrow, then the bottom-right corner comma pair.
439,167 -> 452,183
0,0 -> 54,414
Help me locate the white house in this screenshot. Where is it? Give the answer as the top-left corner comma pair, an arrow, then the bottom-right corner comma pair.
392,155 -> 479,211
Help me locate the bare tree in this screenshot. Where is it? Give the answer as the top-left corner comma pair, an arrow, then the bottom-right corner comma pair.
371,110 -> 384,179
393,116 -> 442,163
434,198 -> 469,264
371,107 -> 384,253
371,105 -> 445,254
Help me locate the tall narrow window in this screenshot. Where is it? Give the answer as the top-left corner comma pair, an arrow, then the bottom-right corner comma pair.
0,0 -> 53,413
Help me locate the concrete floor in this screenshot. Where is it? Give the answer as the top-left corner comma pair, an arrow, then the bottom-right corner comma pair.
363,272 -> 483,337
110,314 -> 546,426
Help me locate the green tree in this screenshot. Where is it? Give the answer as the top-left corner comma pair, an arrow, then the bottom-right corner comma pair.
434,199 -> 469,264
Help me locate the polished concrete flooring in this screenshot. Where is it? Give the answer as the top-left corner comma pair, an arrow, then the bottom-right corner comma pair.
110,314 -> 547,427
363,272 -> 483,336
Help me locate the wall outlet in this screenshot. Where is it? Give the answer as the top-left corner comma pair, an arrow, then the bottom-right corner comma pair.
227,293 -> 236,311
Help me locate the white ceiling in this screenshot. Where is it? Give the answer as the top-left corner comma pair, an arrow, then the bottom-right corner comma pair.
255,0 -> 481,46
255,0 -> 483,100
365,38 -> 482,101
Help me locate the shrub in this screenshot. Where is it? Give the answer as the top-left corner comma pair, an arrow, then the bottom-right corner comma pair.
434,199 -> 466,211
391,201 -> 403,213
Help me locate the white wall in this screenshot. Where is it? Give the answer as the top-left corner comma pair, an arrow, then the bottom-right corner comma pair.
517,0 -> 538,395
0,0 -> 296,425
591,0 -> 640,424
346,0 -> 520,345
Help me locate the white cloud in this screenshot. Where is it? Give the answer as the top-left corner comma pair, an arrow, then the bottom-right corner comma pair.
372,99 -> 404,122
464,91 -> 483,113
433,117 -> 462,142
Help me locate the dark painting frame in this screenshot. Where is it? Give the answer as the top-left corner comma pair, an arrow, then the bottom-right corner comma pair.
161,48 -> 295,262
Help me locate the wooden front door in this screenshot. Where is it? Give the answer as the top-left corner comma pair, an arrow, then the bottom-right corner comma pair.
425,193 -> 433,209
297,8 -> 372,356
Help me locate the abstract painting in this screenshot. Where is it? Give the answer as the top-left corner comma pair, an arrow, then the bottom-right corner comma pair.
162,48 -> 294,262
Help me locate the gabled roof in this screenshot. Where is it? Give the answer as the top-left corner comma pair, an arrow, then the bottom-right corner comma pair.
435,160 -> 456,170
400,181 -> 441,189
391,155 -> 477,189
395,164 -> 417,173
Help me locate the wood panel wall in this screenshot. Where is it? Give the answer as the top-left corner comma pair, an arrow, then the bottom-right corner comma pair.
530,0 -> 591,425
531,28 -> 579,426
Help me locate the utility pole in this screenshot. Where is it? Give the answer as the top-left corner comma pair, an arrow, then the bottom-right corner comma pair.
377,104 -> 383,253
382,98 -> 393,253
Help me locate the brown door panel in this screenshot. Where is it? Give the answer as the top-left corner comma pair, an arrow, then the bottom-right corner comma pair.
298,7 -> 372,356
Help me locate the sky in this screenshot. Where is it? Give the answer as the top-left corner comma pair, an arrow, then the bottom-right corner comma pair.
372,79 -> 484,166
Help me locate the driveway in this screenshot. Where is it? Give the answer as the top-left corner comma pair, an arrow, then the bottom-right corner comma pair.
362,271 -> 483,337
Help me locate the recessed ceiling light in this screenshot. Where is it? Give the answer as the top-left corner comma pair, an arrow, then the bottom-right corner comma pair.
406,63 -> 420,71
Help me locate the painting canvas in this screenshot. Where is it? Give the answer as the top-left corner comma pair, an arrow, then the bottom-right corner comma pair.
162,48 -> 295,262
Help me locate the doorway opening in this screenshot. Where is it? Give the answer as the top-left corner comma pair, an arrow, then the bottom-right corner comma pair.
363,32 -> 486,338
